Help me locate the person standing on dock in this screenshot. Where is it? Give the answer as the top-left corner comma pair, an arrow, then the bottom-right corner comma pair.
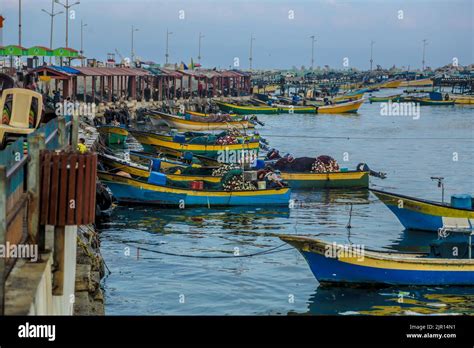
77,137 -> 87,154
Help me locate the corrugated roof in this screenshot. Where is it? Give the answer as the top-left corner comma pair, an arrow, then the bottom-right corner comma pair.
72,67 -> 152,77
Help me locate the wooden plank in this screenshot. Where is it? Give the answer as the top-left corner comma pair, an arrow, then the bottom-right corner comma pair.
83,154 -> 92,225
75,156 -> 85,225
57,154 -> 69,226
66,154 -> 78,225
48,154 -> 60,226
39,152 -> 51,225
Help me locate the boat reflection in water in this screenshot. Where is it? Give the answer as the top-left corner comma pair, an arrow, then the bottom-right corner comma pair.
304,286 -> 474,315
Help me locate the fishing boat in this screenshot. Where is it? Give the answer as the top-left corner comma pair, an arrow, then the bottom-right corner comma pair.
413,98 -> 455,106
98,172 -> 291,207
274,104 -> 316,114
316,99 -> 365,114
130,129 -> 260,159
371,188 -> 474,232
399,78 -> 433,87
279,234 -> 474,286
368,94 -> 402,103
99,153 -> 222,184
280,170 -> 369,189
148,111 -> 255,130
450,95 -> 474,105
378,79 -> 404,88
215,101 -> 279,115
97,125 -> 129,145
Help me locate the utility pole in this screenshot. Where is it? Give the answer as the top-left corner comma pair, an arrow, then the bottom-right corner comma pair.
370,40 -> 375,71
165,28 -> 173,65
422,39 -> 428,71
18,0 -> 22,46
198,32 -> 204,64
310,35 -> 316,70
42,1 -> 64,60
80,20 -> 87,66
249,34 -> 255,70
55,0 -> 80,48
131,25 -> 139,65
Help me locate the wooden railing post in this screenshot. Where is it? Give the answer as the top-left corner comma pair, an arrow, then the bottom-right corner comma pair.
27,134 -> 45,250
0,166 -> 7,315
58,116 -> 67,149
52,226 -> 65,295
71,114 -> 79,148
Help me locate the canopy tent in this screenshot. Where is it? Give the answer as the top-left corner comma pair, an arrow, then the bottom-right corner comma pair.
0,45 -> 79,58
2,45 -> 27,56
27,46 -> 53,57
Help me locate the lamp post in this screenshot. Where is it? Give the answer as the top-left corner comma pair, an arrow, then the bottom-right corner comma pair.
131,25 -> 139,66
55,0 -> 80,48
198,32 -> 204,64
249,34 -> 255,70
42,1 -> 64,53
165,28 -> 172,65
310,35 -> 316,70
422,39 -> 428,71
80,20 -> 87,66
370,40 -> 375,71
18,0 -> 22,46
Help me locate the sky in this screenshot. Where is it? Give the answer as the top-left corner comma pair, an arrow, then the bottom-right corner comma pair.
1,0 -> 472,70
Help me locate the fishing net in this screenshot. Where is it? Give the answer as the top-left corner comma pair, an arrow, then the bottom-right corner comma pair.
311,155 -> 340,173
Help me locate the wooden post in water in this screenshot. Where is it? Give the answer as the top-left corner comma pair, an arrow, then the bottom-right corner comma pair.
52,226 -> 65,295
57,116 -> 67,149
0,166 -> 7,315
71,114 -> 79,148
27,134 -> 45,249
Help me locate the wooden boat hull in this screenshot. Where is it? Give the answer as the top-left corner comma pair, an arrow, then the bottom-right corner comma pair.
216,101 -> 279,115
369,94 -> 401,103
149,111 -> 254,130
415,98 -> 455,106
274,105 -> 316,114
97,125 -> 128,145
371,189 -> 474,232
451,96 -> 474,105
379,80 -> 403,88
185,110 -> 237,117
281,171 -> 369,189
98,172 -> 291,207
130,130 -> 260,159
317,99 -> 365,114
280,236 -> 474,286
399,78 -> 433,87
100,154 -> 222,183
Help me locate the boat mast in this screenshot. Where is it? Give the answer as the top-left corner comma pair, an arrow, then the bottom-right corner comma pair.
370,40 -> 375,71
249,34 -> 255,70
422,39 -> 428,71
310,35 -> 316,70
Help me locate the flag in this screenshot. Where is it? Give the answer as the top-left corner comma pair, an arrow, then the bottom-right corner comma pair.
0,16 -> 4,28
190,58 -> 195,70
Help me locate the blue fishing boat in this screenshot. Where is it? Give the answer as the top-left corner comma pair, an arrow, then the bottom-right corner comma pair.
98,172 -> 291,207
280,233 -> 474,286
371,188 -> 474,232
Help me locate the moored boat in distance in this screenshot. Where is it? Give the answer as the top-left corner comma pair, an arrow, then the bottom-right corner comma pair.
148,110 -> 256,130
279,235 -> 474,286
316,98 -> 365,114
370,188 -> 474,232
413,98 -> 455,106
215,101 -> 279,115
274,104 -> 316,114
369,94 -> 402,103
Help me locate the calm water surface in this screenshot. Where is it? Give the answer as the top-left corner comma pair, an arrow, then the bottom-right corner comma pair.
100,92 -> 474,315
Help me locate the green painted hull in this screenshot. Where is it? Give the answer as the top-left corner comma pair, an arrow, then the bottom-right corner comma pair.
217,102 -> 279,115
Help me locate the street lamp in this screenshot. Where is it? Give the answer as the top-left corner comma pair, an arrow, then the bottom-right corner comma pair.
80,20 -> 87,66
249,34 -> 255,70
370,40 -> 375,71
42,1 -> 64,54
131,25 -> 139,66
310,35 -> 316,70
55,0 -> 80,48
165,29 -> 173,65
422,39 -> 428,71
198,32 -> 204,64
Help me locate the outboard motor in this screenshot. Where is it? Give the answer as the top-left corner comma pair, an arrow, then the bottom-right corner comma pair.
357,163 -> 387,179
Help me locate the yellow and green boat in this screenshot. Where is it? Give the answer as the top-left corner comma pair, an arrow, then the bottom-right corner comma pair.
274,104 -> 316,114
280,170 -> 369,189
413,98 -> 455,106
97,125 -> 129,145
316,99 -> 365,114
215,101 -> 279,115
130,129 -> 260,159
369,94 -> 402,103
149,111 -> 255,130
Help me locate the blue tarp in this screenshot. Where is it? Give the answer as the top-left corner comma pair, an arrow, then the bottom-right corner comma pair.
50,65 -> 81,75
